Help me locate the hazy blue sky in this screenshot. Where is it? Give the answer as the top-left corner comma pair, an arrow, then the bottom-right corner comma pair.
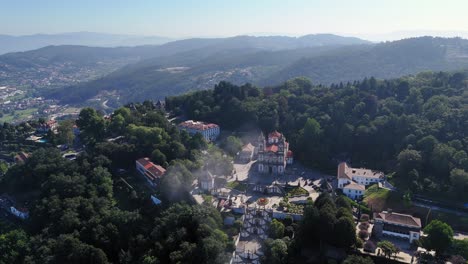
1,0 -> 468,40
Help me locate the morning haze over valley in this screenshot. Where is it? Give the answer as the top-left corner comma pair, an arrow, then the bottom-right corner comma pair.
1,1 -> 468,264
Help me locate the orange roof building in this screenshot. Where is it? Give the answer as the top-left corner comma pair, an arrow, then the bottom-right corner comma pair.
136,157 -> 166,187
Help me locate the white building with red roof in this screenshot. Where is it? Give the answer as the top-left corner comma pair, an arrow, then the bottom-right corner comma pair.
178,120 -> 220,142
136,157 -> 166,187
373,210 -> 422,243
337,162 -> 384,200
257,131 -> 293,175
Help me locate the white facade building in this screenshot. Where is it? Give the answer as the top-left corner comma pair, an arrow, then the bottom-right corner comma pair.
178,120 -> 220,142
337,162 -> 384,200
373,211 -> 422,243
342,182 -> 366,200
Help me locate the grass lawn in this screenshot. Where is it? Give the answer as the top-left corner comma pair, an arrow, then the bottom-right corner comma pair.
0,108 -> 38,123
363,184 -> 403,212
226,181 -> 248,192
286,186 -> 309,197
202,194 -> 213,205
63,107 -> 81,113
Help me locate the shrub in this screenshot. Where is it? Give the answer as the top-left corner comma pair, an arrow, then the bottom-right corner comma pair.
284,216 -> 293,226
364,240 -> 376,253
356,237 -> 364,248
279,201 -> 288,208
359,230 -> 369,240
234,220 -> 243,231
285,226 -> 294,238
411,239 -> 422,248
359,222 -> 370,230
360,214 -> 370,222
448,255 -> 466,264
343,196 -> 371,214
226,240 -> 236,251
286,186 -> 309,197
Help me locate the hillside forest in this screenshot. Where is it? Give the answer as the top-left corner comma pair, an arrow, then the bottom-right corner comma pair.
167,71 -> 468,201
1,71 -> 468,263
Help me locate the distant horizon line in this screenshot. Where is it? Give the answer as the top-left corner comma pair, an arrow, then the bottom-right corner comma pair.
2,30 -> 468,42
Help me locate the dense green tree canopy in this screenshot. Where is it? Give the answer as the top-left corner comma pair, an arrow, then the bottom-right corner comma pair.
0,102 -> 231,263
343,255 -> 374,264
377,240 -> 399,258
263,239 -> 289,264
269,219 -> 285,239
423,220 -> 454,256
167,72 -> 468,199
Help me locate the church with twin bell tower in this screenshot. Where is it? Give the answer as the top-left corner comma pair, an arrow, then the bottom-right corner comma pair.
257,131 -> 293,175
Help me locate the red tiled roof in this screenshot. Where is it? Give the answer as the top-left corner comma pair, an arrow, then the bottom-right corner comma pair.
343,182 -> 365,191
337,162 -> 383,180
147,164 -> 166,177
137,157 -> 151,167
268,131 -> 282,138
265,145 -> 278,153
374,211 -> 422,228
136,158 -> 166,177
337,162 -> 351,180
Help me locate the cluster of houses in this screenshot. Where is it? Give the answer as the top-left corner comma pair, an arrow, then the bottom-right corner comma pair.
336,162 -> 423,243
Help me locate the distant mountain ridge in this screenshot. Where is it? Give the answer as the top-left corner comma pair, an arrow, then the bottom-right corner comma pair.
0,32 -> 173,54
0,34 -> 371,91
263,36 -> 468,85
5,35 -> 468,107
45,36 -> 468,105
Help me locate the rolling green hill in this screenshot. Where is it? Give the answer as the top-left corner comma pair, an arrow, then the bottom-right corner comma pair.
264,37 -> 468,85
48,37 -> 468,105
0,34 -> 370,92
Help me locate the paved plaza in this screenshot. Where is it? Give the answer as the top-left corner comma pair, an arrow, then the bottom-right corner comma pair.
228,160 -> 332,263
